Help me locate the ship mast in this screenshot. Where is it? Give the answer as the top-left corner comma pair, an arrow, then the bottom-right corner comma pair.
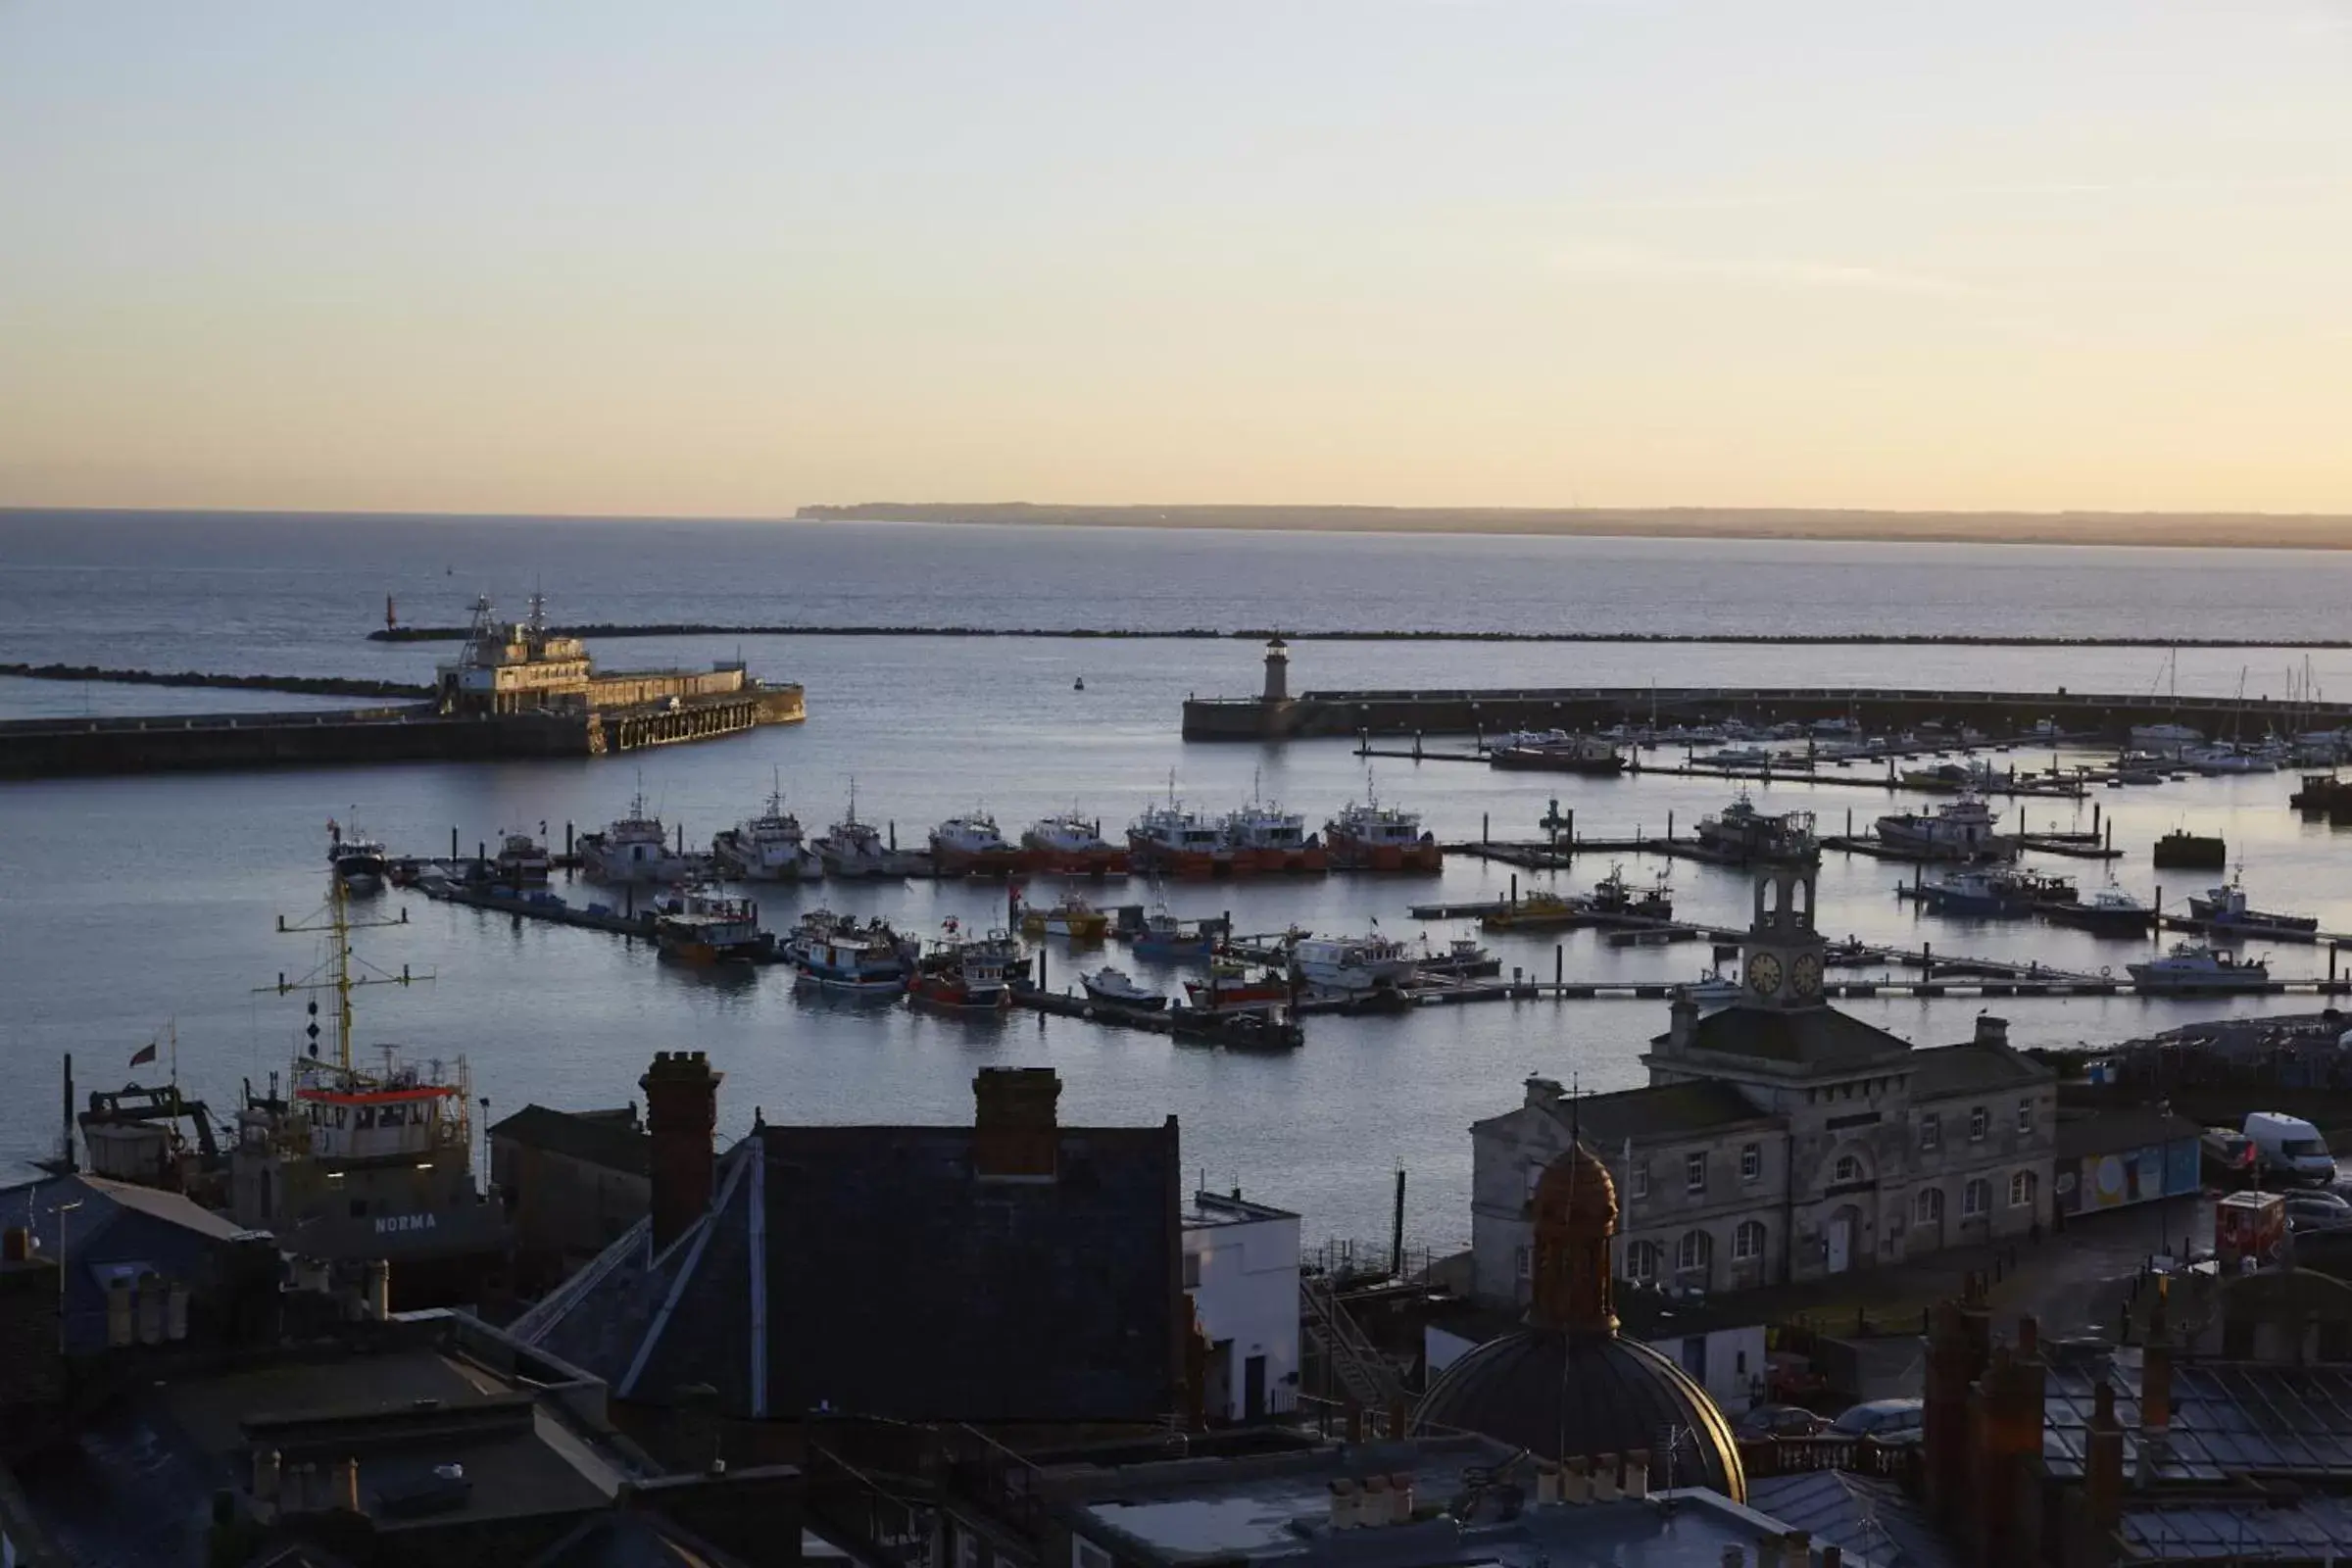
263,873 -> 426,1070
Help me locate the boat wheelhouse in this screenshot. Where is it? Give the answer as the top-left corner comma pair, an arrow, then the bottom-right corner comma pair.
655,885 -> 770,964
1022,812 -> 1127,874
1323,794 -> 1441,871
579,790 -> 692,884
712,783 -> 821,881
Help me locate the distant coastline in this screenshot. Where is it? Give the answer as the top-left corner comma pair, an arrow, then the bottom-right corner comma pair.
795,503 -> 2352,551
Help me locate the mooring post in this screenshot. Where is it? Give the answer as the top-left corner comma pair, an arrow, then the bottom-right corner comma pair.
451,826 -> 460,858
1555,945 -> 1563,988
1667,810 -> 1674,842
1510,873 -> 1519,908
1483,812 -> 1490,845
1922,940 -> 1932,980
565,821 -> 574,858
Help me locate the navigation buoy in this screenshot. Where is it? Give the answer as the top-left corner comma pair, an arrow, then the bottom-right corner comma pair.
1074,676 -> 1086,691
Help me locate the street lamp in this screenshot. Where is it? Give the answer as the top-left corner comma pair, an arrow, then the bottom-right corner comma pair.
55,1199 -> 84,1352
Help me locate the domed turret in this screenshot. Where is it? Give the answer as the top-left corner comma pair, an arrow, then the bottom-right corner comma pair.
1416,1138 -> 1745,1498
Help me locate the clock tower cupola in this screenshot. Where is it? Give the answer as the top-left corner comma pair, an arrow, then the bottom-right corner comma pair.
1742,866 -> 1827,1008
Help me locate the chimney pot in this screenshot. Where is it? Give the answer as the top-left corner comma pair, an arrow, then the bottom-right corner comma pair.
1328,1479 -> 1358,1531
1560,1457 -> 1592,1505
1388,1472 -> 1413,1524
336,1456 -> 360,1514
1592,1454 -> 1619,1502
1624,1448 -> 1649,1499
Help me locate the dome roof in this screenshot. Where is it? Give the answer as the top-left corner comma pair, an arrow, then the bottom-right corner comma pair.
1415,1328 -> 1746,1499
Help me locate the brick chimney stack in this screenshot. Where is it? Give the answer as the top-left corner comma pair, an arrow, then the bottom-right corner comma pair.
1976,1015 -> 2010,1048
2084,1379 -> 2125,1535
973,1067 -> 1060,1180
641,1052 -> 723,1250
1923,1276 -> 1992,1533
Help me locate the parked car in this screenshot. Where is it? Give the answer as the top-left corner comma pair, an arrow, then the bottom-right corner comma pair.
1735,1403 -> 1827,1440
2281,1192 -> 2352,1233
1830,1398 -> 1925,1445
2200,1128 -> 2259,1187
2244,1112 -> 2337,1187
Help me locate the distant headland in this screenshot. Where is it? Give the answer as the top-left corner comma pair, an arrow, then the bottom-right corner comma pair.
795,503 -> 2352,551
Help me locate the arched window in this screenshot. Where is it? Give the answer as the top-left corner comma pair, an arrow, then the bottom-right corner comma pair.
1733,1220 -> 1767,1261
1677,1230 -> 1713,1280
1626,1241 -> 1662,1281
1916,1187 -> 1944,1225
1833,1152 -> 1863,1184
2009,1170 -> 2038,1208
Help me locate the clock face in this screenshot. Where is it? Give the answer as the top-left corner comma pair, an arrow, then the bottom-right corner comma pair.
1791,952 -> 1825,998
1748,952 -> 1785,997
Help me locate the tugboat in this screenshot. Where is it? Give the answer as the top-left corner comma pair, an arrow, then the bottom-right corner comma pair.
2128,942 -> 2273,994
654,885 -> 771,964
579,790 -> 693,884
929,812 -> 1023,876
239,878 -> 507,1308
2153,828 -> 2228,870
909,935 -> 1014,1010
2039,880 -> 2155,937
1221,789 -> 1327,874
711,780 -> 822,881
1021,811 -> 1127,875
785,909 -> 912,992
1129,786 -> 1228,877
1588,865 -> 1673,922
2189,872 -> 2319,934
1874,795 -> 2011,860
1694,795 -> 1818,865
1016,890 -> 1111,942
1294,932 -> 1415,994
1081,966 -> 1167,1012
1323,787 -> 1443,871
326,818 -> 389,895
492,830 -> 552,884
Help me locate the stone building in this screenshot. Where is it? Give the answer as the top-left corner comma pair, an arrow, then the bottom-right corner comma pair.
1471,867 -> 2055,1304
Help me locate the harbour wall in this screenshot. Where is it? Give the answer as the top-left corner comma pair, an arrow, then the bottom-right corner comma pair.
0,684 -> 806,779
1182,685 -> 2352,742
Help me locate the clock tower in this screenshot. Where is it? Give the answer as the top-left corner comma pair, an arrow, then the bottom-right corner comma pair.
1742,866 -> 1827,1009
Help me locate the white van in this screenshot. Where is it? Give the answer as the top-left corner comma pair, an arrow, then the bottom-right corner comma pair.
2245,1111 -> 2337,1187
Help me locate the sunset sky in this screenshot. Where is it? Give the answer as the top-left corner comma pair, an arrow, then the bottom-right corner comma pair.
3,1 -> 2349,517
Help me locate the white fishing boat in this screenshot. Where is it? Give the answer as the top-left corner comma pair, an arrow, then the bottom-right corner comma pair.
929,812 -> 1021,875
2128,943 -> 2272,994
1294,932 -> 1415,993
578,791 -> 693,884
326,818 -> 388,894
711,782 -> 822,881
1021,811 -> 1126,874
1873,795 -> 2011,860
1677,967 -> 1743,1006
492,830 -> 551,883
815,785 -> 901,878
1081,966 -> 1167,1012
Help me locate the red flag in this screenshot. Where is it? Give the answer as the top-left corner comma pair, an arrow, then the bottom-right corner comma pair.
129,1042 -> 158,1067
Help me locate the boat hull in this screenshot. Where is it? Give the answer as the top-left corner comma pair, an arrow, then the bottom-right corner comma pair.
1324,834 -> 1442,872
1082,983 -> 1168,1012
1488,749 -> 1627,774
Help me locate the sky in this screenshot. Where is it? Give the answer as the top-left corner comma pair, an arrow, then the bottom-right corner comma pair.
2,1 -> 2349,517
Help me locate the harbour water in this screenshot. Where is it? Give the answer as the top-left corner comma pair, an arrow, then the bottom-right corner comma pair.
8,512 -> 2352,1251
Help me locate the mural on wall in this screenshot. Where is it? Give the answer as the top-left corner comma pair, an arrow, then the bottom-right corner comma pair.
2060,1139 -> 2198,1214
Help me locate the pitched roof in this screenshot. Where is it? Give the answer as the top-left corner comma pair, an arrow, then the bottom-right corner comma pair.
1909,1041 -> 2052,1098
1660,1004 -> 1913,1070
2043,1349 -> 2352,1482
2055,1105 -> 2201,1159
493,1103 -> 652,1178
1746,1469 -> 1959,1568
0,1171 -> 253,1246
521,1117 -> 1184,1424
1540,1080 -> 1775,1146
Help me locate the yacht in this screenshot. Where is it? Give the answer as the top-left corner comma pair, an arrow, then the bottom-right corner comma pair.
1874,795 -> 2011,860
2181,746 -> 2278,776
929,812 -> 1022,876
1021,811 -> 1126,874
1294,932 -> 1416,993
2128,943 -> 2272,994
2041,881 -> 2154,938
711,784 -> 822,881
578,791 -> 692,884
326,819 -> 389,894
654,885 -> 771,964
1081,966 -> 1167,1012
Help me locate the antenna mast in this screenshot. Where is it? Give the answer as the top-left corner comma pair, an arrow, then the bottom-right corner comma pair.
261,875 -> 427,1069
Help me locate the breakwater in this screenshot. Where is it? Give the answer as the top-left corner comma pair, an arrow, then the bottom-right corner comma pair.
369,623 -> 2352,648
1184,683 -> 2352,742
0,662 -> 432,699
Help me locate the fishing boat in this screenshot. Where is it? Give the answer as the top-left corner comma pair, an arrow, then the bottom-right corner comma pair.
654,885 -> 771,964
1705,746 -> 1776,769
1129,788 -> 1228,877
1017,891 -> 1111,942
1694,796 -> 1818,864
2039,881 -> 2155,937
1874,795 -> 2011,860
2189,874 -> 2319,934
326,818 -> 389,894
1323,792 -> 1443,871
238,877 -> 507,1307
1132,905 -> 1217,958
2181,745 -> 2278,776
1589,865 -> 1673,922
1021,811 -> 1127,875
1900,760 -> 2001,793
1081,966 -> 1167,1012
1414,936 -> 1499,978
909,938 -> 1014,1010
929,811 -> 1022,876
711,782 -> 822,881
2152,829 -> 2228,870
1184,960 -> 1292,1014
579,791 -> 693,884
1676,967 -> 1744,1006
815,786 -> 900,878
2128,943 -> 2273,994
1221,792 -> 1327,873
1480,892 -> 1583,931
492,830 -> 552,884
1487,732 -> 1627,774
1907,868 -> 2032,918
786,909 -> 912,992
1294,932 -> 1415,993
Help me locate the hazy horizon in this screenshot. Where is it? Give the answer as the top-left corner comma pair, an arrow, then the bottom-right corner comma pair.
5,3 -> 2349,518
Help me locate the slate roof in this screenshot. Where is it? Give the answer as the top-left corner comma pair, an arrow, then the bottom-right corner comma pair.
494,1103 -> 653,1178
1547,1081 -> 1775,1146
1745,1469 -> 1958,1568
520,1117 -> 1184,1424
1908,1041 -> 2051,1099
0,1171 -> 263,1352
1658,1005 -> 1913,1070
2042,1348 -> 2352,1481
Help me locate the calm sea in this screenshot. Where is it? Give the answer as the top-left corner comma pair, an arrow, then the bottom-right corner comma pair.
5,511 -> 2351,1250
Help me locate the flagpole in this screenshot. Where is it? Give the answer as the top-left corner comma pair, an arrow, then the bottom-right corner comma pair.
169,1019 -> 178,1091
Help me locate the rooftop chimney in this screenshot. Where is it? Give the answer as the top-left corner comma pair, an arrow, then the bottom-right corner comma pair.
973,1067 -> 1060,1180
2085,1380 -> 2124,1532
1975,1015 -> 2010,1048
641,1052 -> 722,1251
1525,1076 -> 1564,1109
1668,995 -> 1699,1054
